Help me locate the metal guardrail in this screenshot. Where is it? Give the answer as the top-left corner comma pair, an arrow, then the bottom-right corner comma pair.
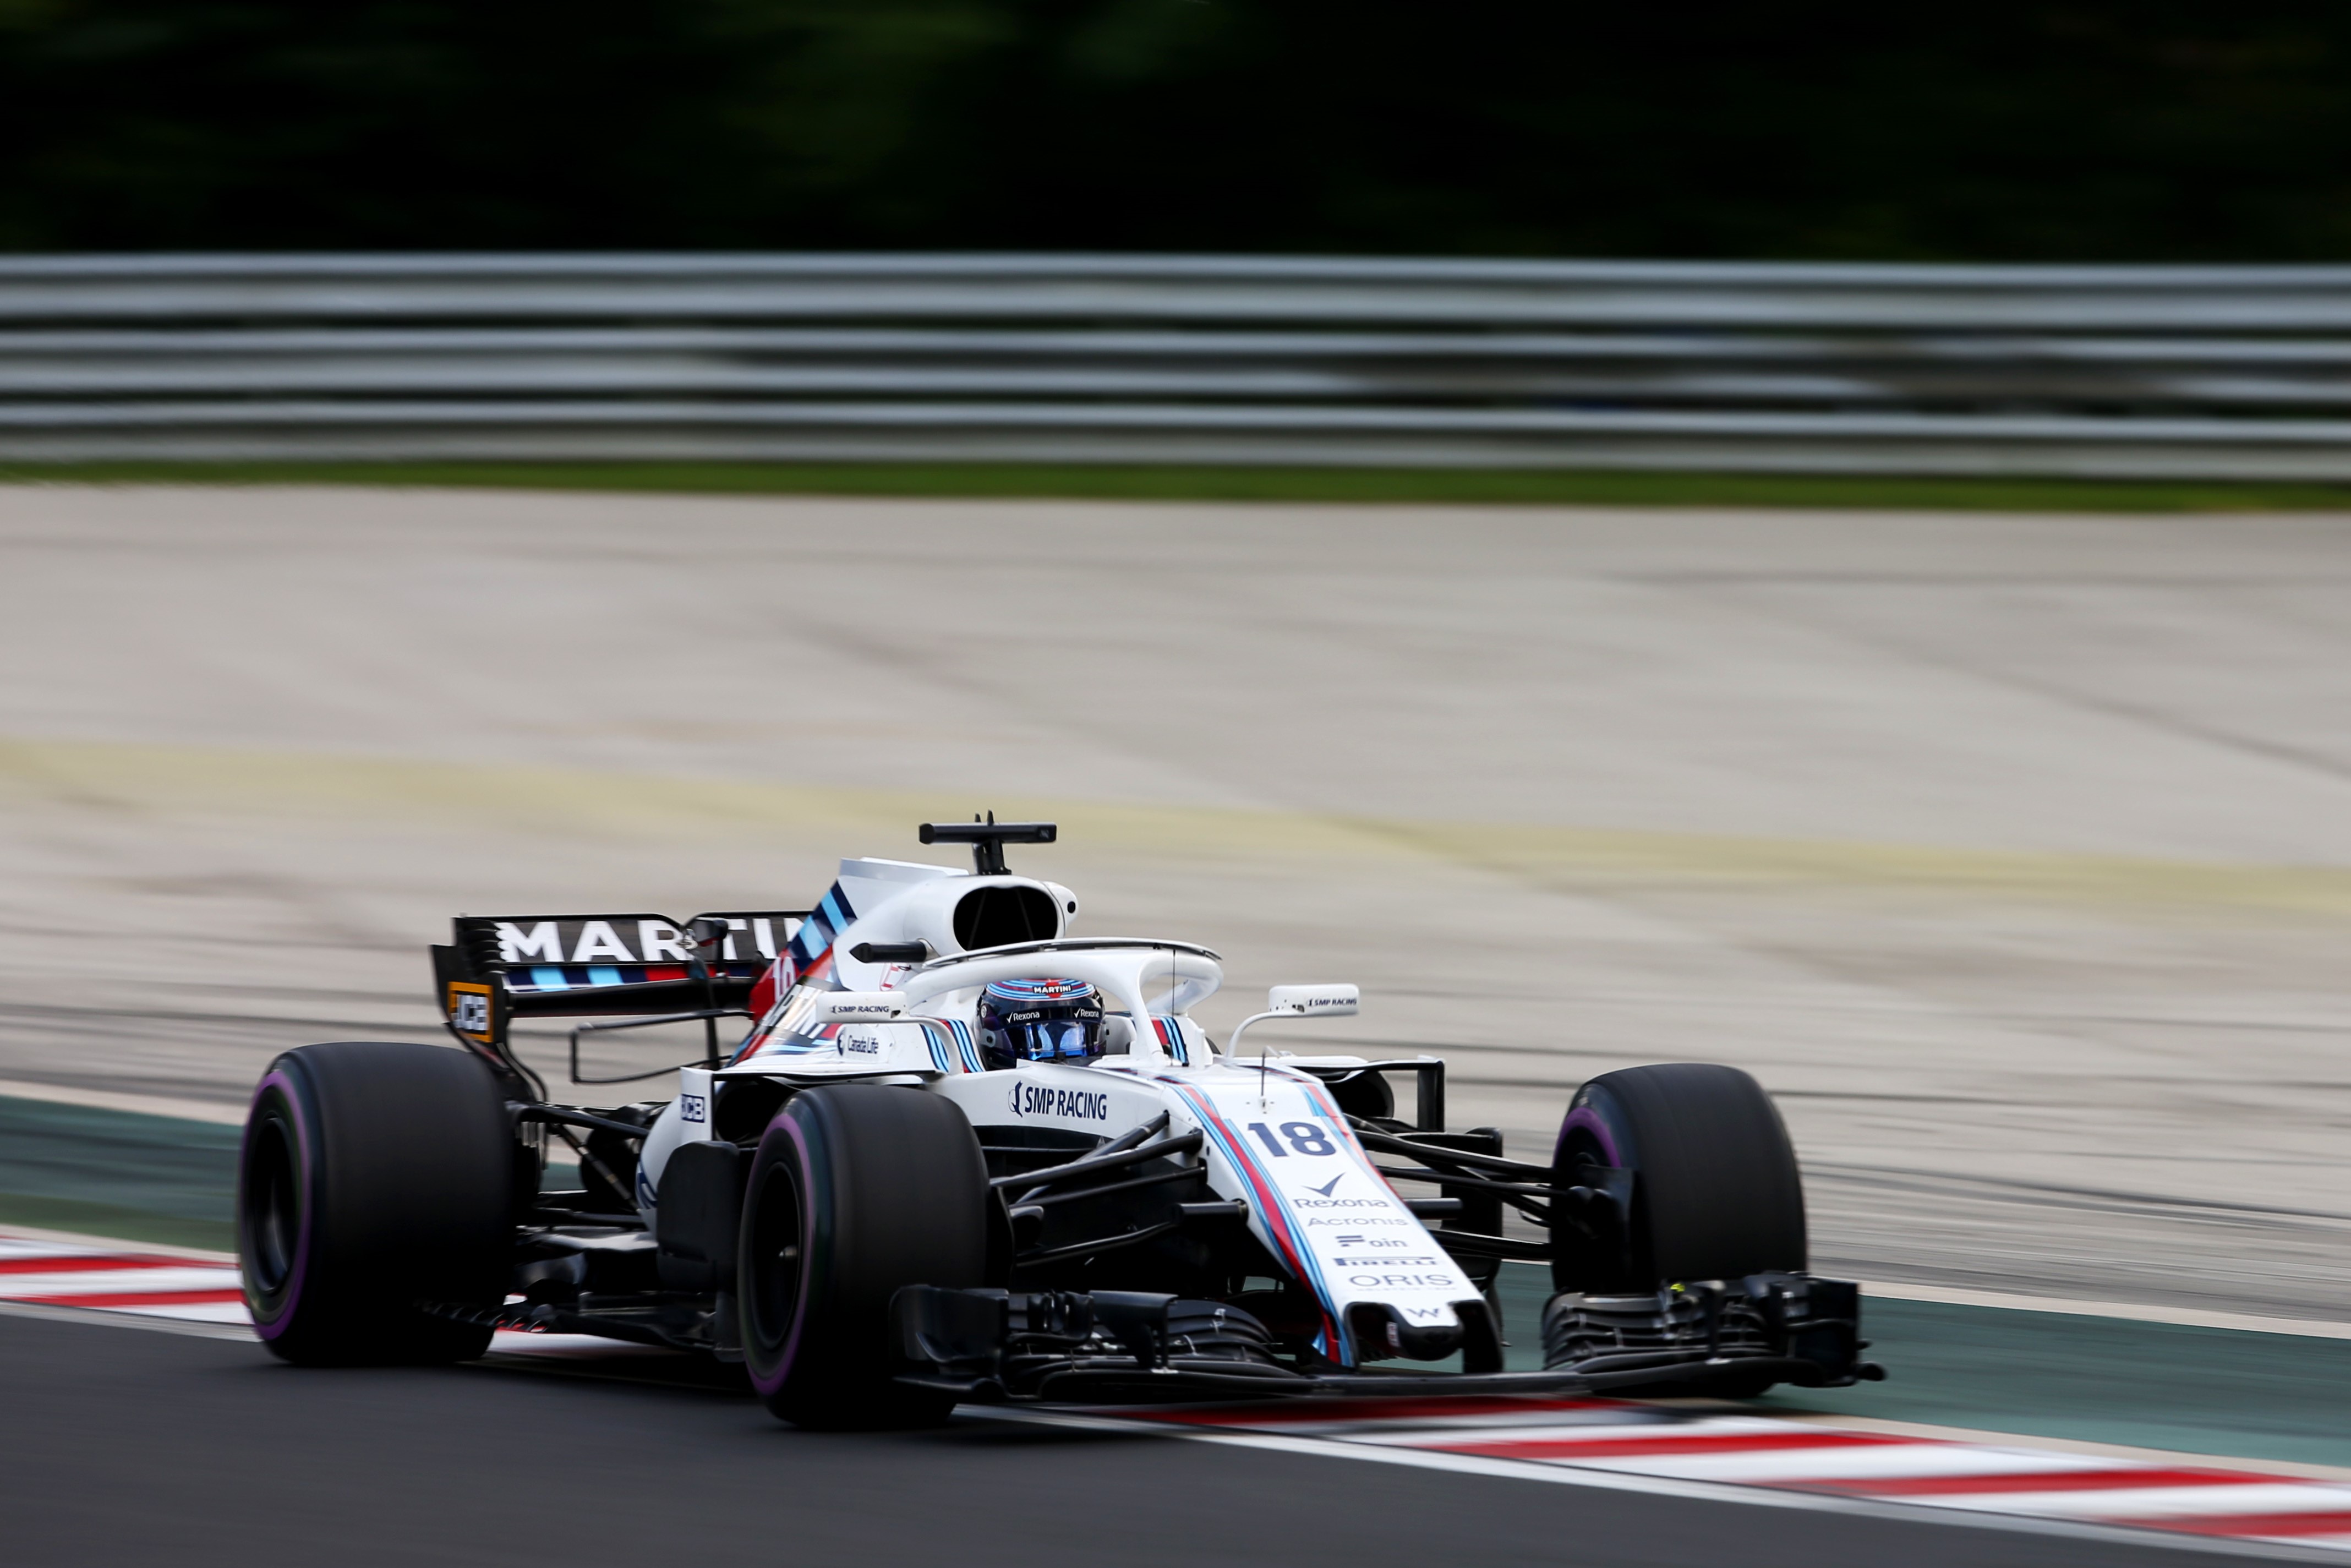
7,254 -> 2351,477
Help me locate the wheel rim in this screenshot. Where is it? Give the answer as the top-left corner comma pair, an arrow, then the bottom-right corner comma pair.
248,1116 -> 299,1290
1556,1119 -> 1650,1293
1562,1129 -> 1614,1187
238,1081 -> 309,1323
746,1160 -> 805,1353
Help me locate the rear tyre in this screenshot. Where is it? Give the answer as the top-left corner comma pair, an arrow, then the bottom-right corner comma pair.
1551,1062 -> 1805,1292
738,1085 -> 991,1429
238,1042 -> 514,1365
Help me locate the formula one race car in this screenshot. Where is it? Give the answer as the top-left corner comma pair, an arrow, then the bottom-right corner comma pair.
237,819 -> 1880,1427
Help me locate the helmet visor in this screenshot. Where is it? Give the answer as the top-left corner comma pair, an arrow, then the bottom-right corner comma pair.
1017,1019 -> 1098,1062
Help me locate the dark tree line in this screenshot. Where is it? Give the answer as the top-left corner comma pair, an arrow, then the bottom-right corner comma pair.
4,1 -> 2349,258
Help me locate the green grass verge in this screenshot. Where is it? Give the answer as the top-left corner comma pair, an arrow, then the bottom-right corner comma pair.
0,1192 -> 233,1252
6,459 -> 2351,511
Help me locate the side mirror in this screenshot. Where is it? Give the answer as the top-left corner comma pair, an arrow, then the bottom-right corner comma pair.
1225,984 -> 1361,1063
1267,984 -> 1359,1018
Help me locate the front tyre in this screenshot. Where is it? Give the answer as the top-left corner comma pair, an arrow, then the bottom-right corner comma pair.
1551,1062 -> 1805,1292
239,1042 -> 513,1365
738,1085 -> 990,1429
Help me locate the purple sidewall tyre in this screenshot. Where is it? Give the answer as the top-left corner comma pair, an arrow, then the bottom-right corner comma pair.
234,1042 -> 512,1365
735,1084 -> 989,1429
238,1068 -> 316,1340
741,1115 -> 818,1401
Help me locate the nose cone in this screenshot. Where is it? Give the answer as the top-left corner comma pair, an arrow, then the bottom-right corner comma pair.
1346,1300 -> 1464,1363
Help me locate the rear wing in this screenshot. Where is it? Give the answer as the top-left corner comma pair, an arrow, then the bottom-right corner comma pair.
431,911 -> 806,1061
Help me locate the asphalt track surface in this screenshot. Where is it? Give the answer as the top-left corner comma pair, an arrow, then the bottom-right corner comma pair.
0,1310 -> 2268,1568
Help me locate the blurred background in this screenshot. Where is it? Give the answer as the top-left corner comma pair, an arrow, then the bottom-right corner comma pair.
4,4 -> 2351,1463
5,2 -> 2351,258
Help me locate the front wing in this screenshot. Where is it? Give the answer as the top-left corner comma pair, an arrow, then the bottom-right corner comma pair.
890,1270 -> 1879,1404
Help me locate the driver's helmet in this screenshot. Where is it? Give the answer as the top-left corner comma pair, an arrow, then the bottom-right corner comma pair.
978,977 -> 1105,1069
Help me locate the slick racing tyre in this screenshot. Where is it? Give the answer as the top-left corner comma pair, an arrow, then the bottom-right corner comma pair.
239,1041 -> 513,1365
739,1085 -> 991,1429
1551,1062 -> 1805,1292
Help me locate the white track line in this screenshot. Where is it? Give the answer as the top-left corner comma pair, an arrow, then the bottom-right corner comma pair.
0,1078 -> 248,1125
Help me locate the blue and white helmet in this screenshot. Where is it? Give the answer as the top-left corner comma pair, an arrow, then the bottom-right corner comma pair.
978,977 -> 1105,1069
